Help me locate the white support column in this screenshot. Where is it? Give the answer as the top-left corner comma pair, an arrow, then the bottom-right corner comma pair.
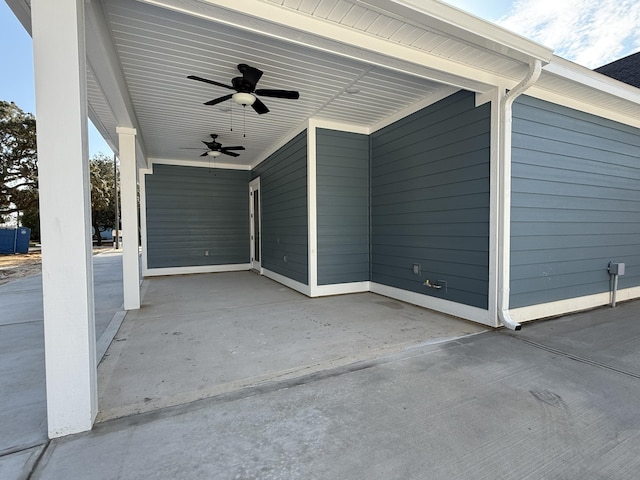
32,0 -> 97,437
117,127 -> 141,310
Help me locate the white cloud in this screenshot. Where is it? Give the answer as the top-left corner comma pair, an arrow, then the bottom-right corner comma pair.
498,0 -> 640,68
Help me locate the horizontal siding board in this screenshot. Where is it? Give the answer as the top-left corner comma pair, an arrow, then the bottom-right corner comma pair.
513,96 -> 640,149
145,165 -> 250,268
252,131 -> 308,285
512,221 -> 640,236
316,129 -> 370,285
371,90 -> 491,309
510,96 -> 640,308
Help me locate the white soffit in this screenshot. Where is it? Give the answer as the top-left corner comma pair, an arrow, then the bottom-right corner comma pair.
532,56 -> 640,128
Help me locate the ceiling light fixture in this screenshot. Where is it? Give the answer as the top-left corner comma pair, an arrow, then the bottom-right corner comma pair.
232,92 -> 256,106
207,150 -> 221,157
345,87 -> 360,94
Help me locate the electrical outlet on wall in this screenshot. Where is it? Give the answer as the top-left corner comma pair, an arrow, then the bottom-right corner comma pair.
412,264 -> 421,275
204,250 -> 210,256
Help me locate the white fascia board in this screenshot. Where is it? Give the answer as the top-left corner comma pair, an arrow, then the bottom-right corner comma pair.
510,286 -> 640,323
138,0 -> 499,91
545,56 -> 640,104
85,0 -> 147,161
527,56 -> 640,129
149,158 -> 252,170
526,88 -> 640,130
358,0 -> 553,64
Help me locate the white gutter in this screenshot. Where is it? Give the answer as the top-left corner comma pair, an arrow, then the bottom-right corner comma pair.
497,60 -> 543,331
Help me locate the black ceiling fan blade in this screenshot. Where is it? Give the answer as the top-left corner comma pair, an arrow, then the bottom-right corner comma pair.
204,94 -> 233,106
255,89 -> 300,99
223,146 -> 245,150
221,150 -> 240,157
251,97 -> 270,114
187,75 -> 234,90
200,152 -> 208,157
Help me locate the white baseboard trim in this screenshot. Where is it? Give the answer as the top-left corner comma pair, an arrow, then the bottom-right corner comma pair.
311,281 -> 371,297
370,282 -> 492,326
262,269 -> 311,296
143,263 -> 251,277
509,286 -> 640,323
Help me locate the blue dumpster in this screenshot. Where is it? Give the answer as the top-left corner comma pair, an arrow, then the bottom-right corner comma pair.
0,228 -> 31,254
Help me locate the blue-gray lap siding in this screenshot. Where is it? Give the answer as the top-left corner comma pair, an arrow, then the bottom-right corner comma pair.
316,129 -> 370,285
145,165 -> 250,268
511,96 -> 640,308
370,90 -> 491,309
252,131 -> 308,285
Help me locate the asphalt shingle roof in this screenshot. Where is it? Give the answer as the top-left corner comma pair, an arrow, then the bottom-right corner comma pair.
594,52 -> 640,89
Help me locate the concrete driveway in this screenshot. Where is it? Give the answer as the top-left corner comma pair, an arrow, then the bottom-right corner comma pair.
0,251 -> 124,480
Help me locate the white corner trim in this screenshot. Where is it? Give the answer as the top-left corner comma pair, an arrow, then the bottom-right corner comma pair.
509,286 -> 640,323
311,282 -> 371,297
148,158 -> 252,170
370,282 -> 493,326
139,167 -> 150,274
370,86 -> 459,133
262,268 -> 312,296
143,263 -> 250,277
308,118 -> 370,135
307,126 -> 318,290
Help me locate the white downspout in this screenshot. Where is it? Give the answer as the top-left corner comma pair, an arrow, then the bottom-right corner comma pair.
497,60 -> 543,330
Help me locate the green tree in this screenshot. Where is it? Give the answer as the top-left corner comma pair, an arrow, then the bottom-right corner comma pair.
90,153 -> 118,246
0,101 -> 38,224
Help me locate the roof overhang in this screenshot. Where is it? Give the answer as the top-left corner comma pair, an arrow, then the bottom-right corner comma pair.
6,0 -> 640,168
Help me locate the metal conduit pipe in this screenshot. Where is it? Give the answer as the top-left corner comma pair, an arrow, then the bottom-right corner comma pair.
497,59 -> 543,331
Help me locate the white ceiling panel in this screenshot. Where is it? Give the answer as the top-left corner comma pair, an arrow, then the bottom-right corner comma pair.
95,0 -> 460,167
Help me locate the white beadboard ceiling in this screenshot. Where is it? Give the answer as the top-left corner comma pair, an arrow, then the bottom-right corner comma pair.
21,0 -> 633,169
91,0 -> 525,167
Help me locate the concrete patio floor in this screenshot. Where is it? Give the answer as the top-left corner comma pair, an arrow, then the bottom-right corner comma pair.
31,298 -> 640,479
97,271 -> 486,421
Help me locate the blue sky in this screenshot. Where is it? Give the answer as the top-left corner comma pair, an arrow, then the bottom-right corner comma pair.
2,0 -> 639,156
0,1 -> 111,156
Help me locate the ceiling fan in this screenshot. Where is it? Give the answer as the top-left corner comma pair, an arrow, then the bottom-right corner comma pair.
183,134 -> 245,157
188,63 -> 300,114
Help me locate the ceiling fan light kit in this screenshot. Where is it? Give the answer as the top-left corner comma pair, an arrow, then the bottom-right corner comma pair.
232,92 -> 256,106
207,150 -> 222,157
188,63 -> 300,115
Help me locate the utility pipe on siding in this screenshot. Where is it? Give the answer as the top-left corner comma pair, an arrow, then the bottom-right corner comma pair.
497,60 -> 543,331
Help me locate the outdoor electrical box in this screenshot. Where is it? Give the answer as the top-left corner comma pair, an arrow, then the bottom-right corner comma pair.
608,262 -> 625,276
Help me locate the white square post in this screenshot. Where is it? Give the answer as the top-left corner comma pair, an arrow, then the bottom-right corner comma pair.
32,0 -> 97,437
117,127 -> 141,310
